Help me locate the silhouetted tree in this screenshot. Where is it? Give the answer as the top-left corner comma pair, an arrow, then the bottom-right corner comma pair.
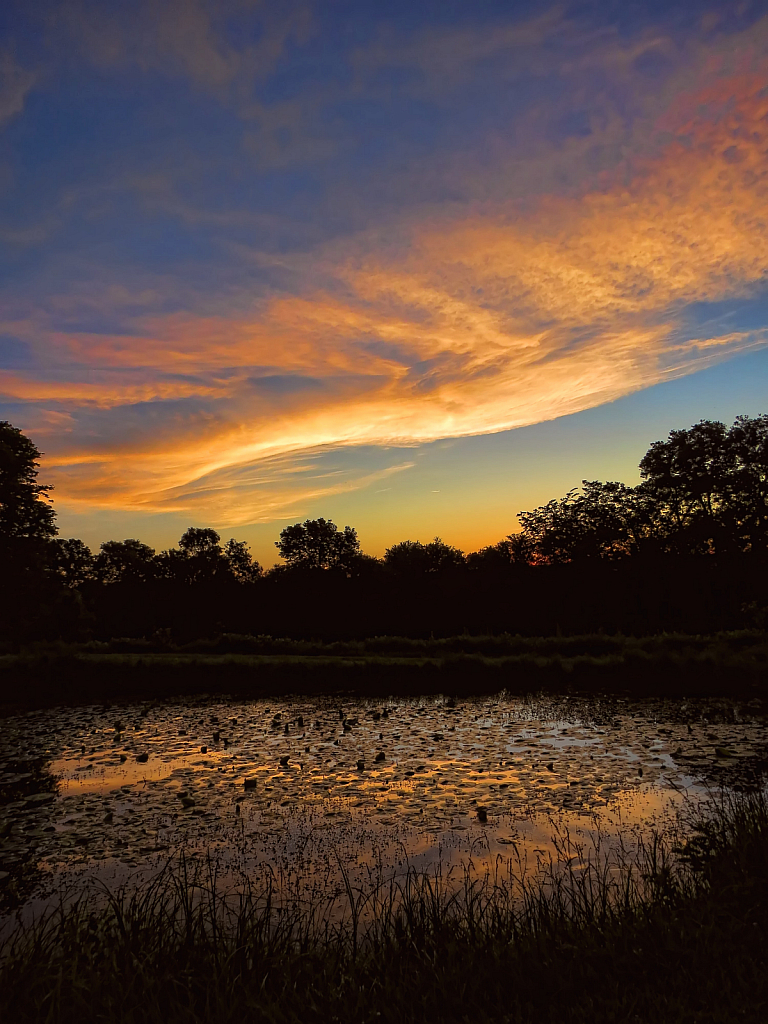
465,533 -> 536,568
159,529 -> 262,583
517,481 -> 659,562
0,421 -> 56,567
640,415 -> 768,554
350,552 -> 384,573
176,527 -> 224,583
223,538 -> 262,582
154,546 -> 189,581
0,422 -> 61,639
513,416 -> 768,563
276,518 -> 360,570
95,539 -> 157,584
727,414 -> 768,550
179,527 -> 222,556
639,419 -> 730,553
506,532 -> 538,565
49,538 -> 94,587
384,537 -> 465,574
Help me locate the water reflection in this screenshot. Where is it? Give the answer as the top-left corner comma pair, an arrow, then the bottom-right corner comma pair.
0,692 -> 765,911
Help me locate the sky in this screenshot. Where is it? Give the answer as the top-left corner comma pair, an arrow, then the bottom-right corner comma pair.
1,0 -> 768,567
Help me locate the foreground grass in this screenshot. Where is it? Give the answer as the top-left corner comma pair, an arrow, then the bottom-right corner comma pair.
2,630 -> 768,706
1,794 -> 766,1023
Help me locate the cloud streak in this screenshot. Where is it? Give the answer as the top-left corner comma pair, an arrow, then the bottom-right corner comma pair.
0,50 -> 35,125
55,0 -> 311,95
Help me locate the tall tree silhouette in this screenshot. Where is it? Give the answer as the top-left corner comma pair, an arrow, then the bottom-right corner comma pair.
154,530 -> 262,584
0,421 -> 56,569
640,415 -> 768,554
95,539 -> 157,584
518,481 -> 655,562
223,539 -> 262,583
179,527 -> 222,556
727,414 -> 768,551
177,527 -> 225,584
514,415 -> 768,562
49,538 -> 94,587
639,419 -> 730,553
276,518 -> 359,570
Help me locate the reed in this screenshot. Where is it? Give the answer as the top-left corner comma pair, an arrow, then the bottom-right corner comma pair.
1,791 -> 766,1022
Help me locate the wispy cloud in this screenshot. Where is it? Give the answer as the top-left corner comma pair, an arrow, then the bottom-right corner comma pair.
0,50 -> 35,125
55,0 -> 311,95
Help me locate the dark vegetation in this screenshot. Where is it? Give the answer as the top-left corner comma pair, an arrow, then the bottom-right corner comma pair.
2,414 -> 768,701
3,413 -> 768,639
3,631 -> 768,707
1,791 -> 766,1023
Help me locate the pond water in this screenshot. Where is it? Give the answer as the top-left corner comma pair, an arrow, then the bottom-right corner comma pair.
1,691 -> 767,913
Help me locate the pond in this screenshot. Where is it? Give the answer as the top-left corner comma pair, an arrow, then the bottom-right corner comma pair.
1,690 -> 767,914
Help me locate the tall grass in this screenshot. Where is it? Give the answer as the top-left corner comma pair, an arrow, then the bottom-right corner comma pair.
1,791 -> 766,1022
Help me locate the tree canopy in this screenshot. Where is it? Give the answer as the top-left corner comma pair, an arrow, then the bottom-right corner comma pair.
0,421 -> 56,552
383,537 -> 465,573
639,415 -> 768,554
95,539 -> 157,584
49,538 -> 94,588
90,529 -> 262,585
276,518 -> 359,571
516,480 -> 656,563
516,415 -> 768,562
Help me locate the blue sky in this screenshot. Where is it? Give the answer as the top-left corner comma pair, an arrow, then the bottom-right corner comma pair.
1,0 -> 767,564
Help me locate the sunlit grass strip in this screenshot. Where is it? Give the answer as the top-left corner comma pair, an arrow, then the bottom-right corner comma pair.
1,792 -> 766,1023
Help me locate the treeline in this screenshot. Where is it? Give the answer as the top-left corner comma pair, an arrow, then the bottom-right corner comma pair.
1,415 -> 768,641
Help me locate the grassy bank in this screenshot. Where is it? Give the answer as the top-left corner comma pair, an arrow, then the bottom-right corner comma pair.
1,792 -> 766,1023
1,631 -> 768,708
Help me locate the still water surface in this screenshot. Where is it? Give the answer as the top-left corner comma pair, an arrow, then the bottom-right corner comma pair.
1,691 -> 766,910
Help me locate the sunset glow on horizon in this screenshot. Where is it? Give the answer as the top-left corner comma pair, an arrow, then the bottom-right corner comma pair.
2,1 -> 768,564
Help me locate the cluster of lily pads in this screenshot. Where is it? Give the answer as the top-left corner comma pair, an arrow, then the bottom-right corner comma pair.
0,692 -> 765,911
